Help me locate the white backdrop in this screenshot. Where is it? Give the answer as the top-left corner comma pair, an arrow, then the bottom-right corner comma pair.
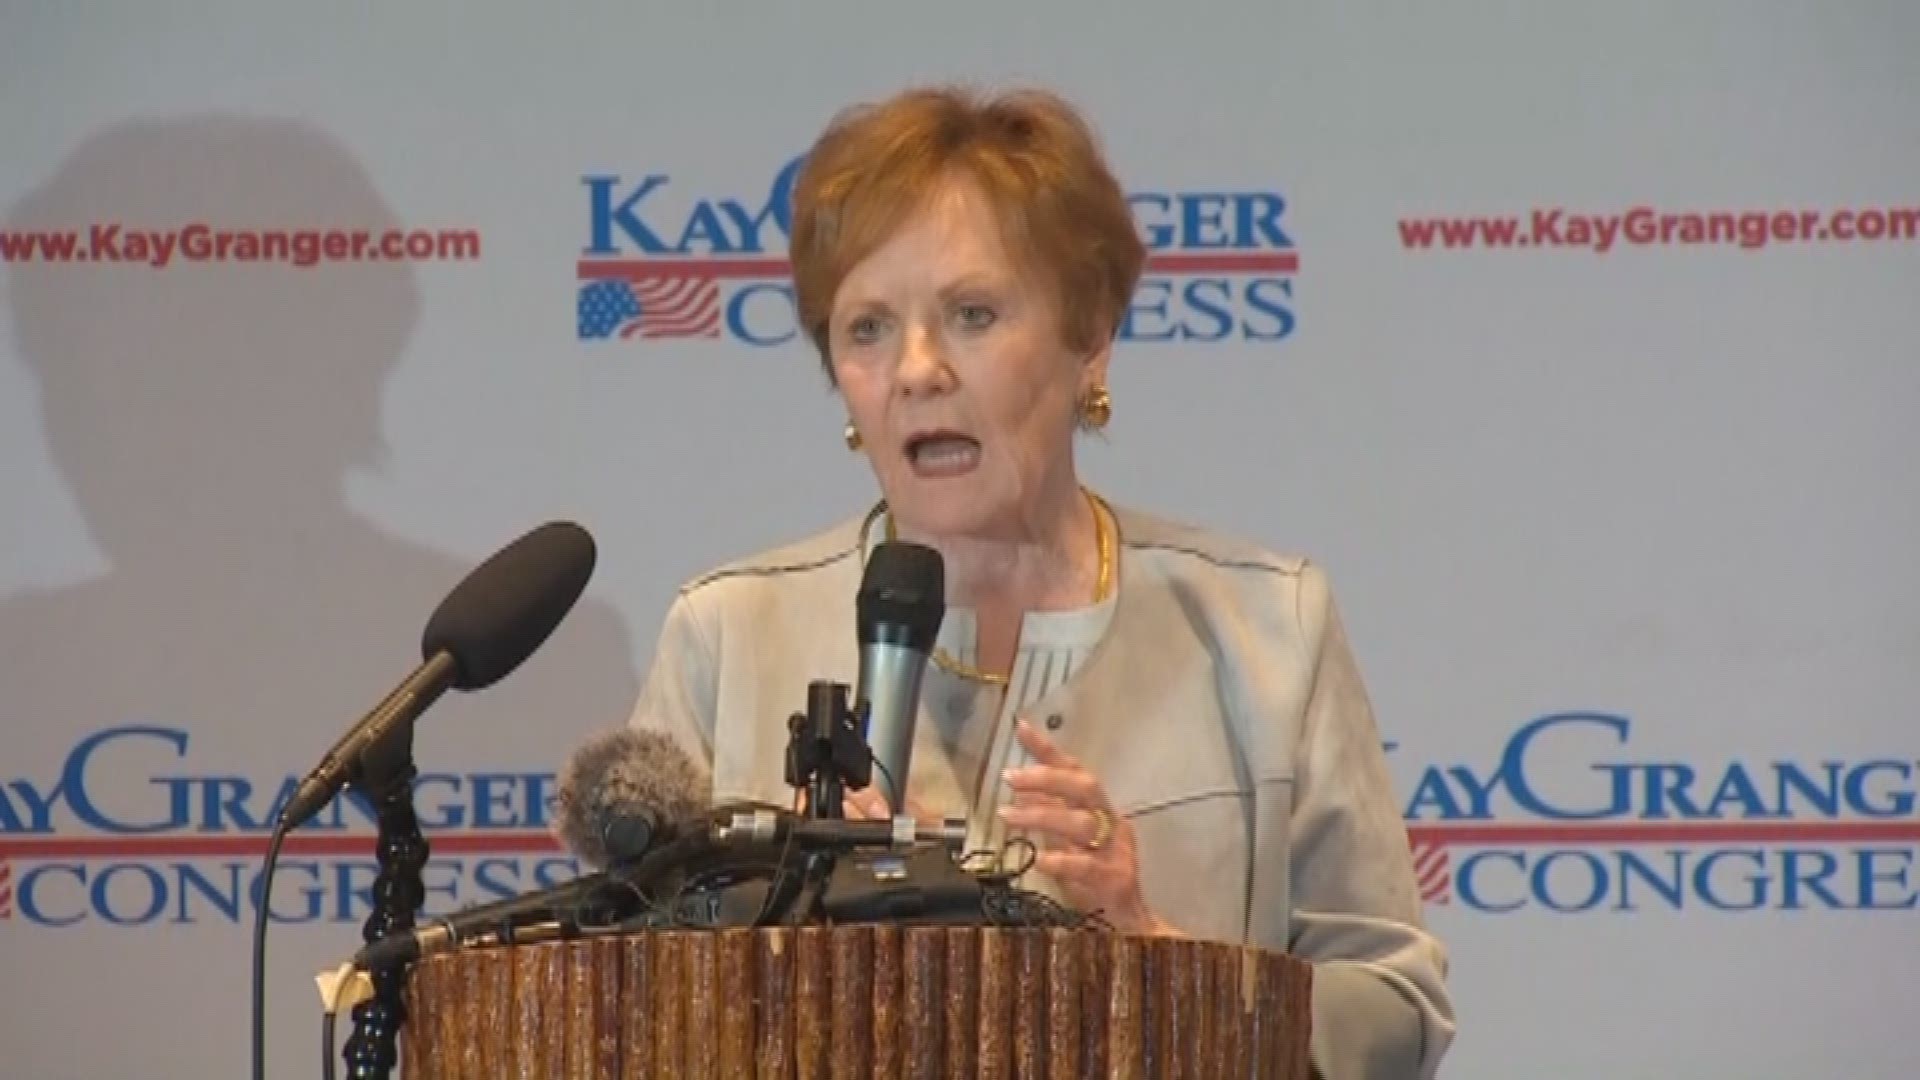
3,4 -> 1917,1077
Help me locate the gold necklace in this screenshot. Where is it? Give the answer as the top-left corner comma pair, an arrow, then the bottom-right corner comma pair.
882,489 -> 1115,687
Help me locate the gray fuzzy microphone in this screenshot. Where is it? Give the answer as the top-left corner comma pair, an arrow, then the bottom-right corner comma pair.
553,726 -> 711,869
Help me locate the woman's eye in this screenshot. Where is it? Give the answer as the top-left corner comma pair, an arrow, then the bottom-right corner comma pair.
847,315 -> 882,343
955,304 -> 996,330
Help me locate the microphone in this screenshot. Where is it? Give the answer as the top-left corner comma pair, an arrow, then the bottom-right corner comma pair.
553,727 -> 712,869
355,724 -> 711,970
854,541 -> 945,812
715,806 -> 966,852
278,521 -> 597,831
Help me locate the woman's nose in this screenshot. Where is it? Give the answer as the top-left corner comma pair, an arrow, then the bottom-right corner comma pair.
895,323 -> 955,396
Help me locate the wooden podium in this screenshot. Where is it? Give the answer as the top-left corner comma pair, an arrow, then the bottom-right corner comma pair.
401,924 -> 1312,1078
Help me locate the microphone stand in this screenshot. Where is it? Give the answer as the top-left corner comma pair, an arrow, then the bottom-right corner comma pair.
766,680 -> 871,922
790,680 -> 870,821
340,723 -> 429,1080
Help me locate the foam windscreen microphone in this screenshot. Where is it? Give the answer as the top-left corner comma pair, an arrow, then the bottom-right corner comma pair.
278,521 -> 598,831
553,727 -> 712,869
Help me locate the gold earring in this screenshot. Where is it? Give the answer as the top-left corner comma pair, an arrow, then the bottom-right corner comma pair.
844,420 -> 863,451
1079,385 -> 1112,431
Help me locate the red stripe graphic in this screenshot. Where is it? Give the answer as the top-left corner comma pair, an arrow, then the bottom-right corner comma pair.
0,862 -> 13,919
1411,841 -> 1451,905
620,275 -> 720,338
578,250 -> 1298,282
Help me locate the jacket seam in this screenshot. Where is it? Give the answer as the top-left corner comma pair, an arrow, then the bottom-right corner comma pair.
1122,539 -> 1304,576
680,543 -> 859,593
1120,777 -> 1291,820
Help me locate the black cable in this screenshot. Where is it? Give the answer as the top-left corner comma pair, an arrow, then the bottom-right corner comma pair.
321,1008 -> 338,1080
868,756 -> 899,810
251,824 -> 287,1080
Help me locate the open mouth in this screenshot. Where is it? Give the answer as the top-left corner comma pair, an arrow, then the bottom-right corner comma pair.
905,430 -> 982,478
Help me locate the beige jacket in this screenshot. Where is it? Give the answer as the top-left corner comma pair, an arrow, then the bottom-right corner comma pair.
628,502 -> 1455,1079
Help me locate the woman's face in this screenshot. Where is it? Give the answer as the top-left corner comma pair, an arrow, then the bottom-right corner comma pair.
829,178 -> 1107,540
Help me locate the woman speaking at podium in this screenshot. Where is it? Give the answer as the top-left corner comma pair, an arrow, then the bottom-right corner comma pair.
630,85 -> 1454,1079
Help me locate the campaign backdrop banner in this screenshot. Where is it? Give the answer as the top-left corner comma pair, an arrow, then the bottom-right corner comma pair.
3,4 -> 1916,1078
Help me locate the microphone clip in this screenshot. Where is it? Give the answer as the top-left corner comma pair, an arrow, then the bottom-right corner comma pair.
782,680 -> 873,820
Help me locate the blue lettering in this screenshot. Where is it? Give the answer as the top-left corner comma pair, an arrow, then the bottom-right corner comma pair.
1844,761 -> 1913,817
419,858 -> 464,919
727,281 -> 797,347
1405,766 -> 1499,820
1694,849 -> 1769,912
1455,850 -> 1524,913
1241,279 -> 1296,341
583,175 -> 670,254
1130,194 -> 1174,249
1775,762 -> 1840,815
675,200 -> 738,254
1532,851 -> 1608,913
472,857 -> 526,902
18,863 -> 87,926
1500,712 -> 1631,821
414,774 -> 466,830
1181,194 -> 1233,248
263,776 -> 302,830
201,776 -> 261,832
1404,769 -> 1465,820
1128,192 -> 1292,249
93,864 -> 167,926
1,780 -> 60,833
1613,850 -> 1684,911
176,862 -> 245,923
64,726 -> 190,834
251,861 -> 327,924
473,776 -> 518,828
1641,764 -> 1702,819
529,856 -> 583,890
1856,849 -> 1917,909
1120,280 -> 1179,341
1704,764 -> 1767,818
332,860 -> 380,923
1235,193 -> 1293,248
522,773 -> 557,830
1780,849 -> 1842,910
1447,767 -> 1501,819
1177,279 -> 1234,341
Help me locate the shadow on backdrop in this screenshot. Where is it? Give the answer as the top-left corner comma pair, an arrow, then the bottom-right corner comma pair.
1,114 -> 640,805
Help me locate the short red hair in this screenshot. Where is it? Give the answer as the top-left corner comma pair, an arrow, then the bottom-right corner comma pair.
788,85 -> 1146,376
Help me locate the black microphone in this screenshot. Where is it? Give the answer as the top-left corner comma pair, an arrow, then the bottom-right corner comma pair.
278,521 -> 597,831
355,724 -> 711,970
854,541 -> 945,812
351,867 -> 631,970
714,805 -> 966,851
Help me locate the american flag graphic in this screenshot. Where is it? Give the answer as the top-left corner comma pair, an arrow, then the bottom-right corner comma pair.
578,274 -> 721,340
1410,834 -> 1451,905
0,862 -> 13,919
